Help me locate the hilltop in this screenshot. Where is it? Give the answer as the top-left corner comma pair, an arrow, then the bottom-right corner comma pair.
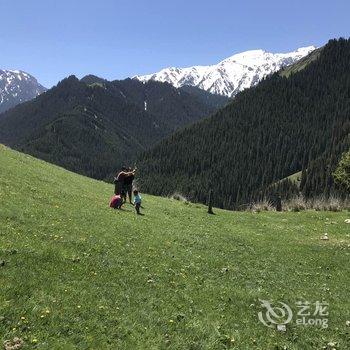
0,145 -> 349,349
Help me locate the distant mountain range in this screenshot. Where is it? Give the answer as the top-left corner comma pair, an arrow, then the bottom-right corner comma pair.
135,46 -> 316,97
0,75 -> 228,179
0,69 -> 46,113
137,39 -> 350,209
0,45 -> 315,115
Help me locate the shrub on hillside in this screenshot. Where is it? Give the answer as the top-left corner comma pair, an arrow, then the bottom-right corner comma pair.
334,150 -> 350,192
250,199 -> 275,213
284,196 -> 307,212
249,195 -> 350,212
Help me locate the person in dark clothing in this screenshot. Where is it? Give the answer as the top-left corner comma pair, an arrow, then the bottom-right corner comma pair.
114,167 -> 126,195
123,167 -> 135,204
114,167 -> 136,202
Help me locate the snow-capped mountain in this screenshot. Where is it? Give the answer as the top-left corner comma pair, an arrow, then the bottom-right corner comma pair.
135,46 -> 316,97
0,70 -> 46,114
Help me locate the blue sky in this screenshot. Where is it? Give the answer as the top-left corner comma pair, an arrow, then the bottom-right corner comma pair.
1,0 -> 349,87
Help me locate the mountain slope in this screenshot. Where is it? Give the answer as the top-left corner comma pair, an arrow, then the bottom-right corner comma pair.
279,48 -> 322,78
0,69 -> 46,113
1,145 -> 349,349
179,84 -> 229,110
135,46 -> 316,97
138,38 -> 350,209
0,76 -> 227,179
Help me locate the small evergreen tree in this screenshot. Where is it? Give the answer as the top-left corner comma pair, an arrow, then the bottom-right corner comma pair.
333,150 -> 350,191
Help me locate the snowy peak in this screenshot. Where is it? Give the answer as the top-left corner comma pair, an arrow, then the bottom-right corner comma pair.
0,69 -> 46,113
135,46 -> 316,97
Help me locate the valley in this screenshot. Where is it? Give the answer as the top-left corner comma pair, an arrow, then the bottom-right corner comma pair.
1,4 -> 349,347
138,39 -> 350,209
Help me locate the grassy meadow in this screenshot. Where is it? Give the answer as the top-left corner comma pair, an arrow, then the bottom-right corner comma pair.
0,145 -> 349,349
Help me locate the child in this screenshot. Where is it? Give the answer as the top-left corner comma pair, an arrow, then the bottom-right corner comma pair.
133,190 -> 142,215
109,194 -> 123,209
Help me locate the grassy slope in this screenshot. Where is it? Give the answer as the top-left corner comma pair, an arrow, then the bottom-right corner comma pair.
0,145 -> 349,349
280,48 -> 322,78
274,171 -> 302,187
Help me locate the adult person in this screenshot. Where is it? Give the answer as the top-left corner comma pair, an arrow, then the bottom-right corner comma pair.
123,167 -> 135,204
114,167 -> 136,202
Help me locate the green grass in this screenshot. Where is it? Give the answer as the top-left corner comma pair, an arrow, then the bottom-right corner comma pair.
1,145 -> 349,349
